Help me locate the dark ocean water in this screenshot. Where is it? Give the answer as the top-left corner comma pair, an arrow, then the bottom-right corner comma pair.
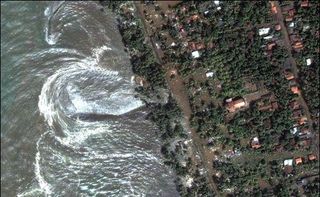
1,1 -> 178,196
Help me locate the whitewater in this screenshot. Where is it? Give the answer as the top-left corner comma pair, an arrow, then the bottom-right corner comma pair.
1,1 -> 178,196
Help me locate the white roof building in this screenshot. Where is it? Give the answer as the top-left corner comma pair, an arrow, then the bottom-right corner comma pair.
306,58 -> 312,66
259,27 -> 270,36
263,35 -> 274,40
289,22 -> 295,28
253,137 -> 259,142
290,126 -> 299,135
192,51 -> 200,58
206,72 -> 214,77
214,1 -> 220,5
284,159 -> 293,166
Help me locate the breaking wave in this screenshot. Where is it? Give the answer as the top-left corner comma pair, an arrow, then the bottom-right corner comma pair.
14,1 -> 178,196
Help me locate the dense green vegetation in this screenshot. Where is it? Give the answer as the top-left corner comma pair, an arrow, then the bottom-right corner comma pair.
102,0 -> 319,196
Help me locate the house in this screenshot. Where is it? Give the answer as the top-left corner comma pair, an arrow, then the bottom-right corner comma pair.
264,35 -> 274,40
267,42 -> 276,50
290,125 -> 299,135
270,2 -> 277,14
206,72 -> 214,78
284,69 -> 295,80
306,58 -> 312,66
285,16 -> 293,22
308,154 -> 317,161
295,157 -> 303,165
191,51 -> 200,58
251,137 -> 262,149
284,159 -> 293,166
301,0 -> 309,8
259,27 -> 270,36
289,22 -> 295,28
275,24 -> 281,31
298,116 -> 308,125
293,41 -> 303,50
196,43 -> 206,50
291,86 -> 300,94
225,97 -> 246,112
288,9 -> 295,17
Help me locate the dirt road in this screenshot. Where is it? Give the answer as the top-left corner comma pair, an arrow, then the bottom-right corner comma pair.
272,1 -> 313,132
133,2 -> 220,195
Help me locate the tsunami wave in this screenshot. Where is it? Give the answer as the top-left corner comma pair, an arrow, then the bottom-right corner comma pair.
17,1 -> 178,196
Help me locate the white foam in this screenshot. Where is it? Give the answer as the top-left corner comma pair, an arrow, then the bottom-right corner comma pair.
34,132 -> 53,196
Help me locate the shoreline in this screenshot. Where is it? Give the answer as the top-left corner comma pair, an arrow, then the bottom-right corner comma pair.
100,1 -> 216,195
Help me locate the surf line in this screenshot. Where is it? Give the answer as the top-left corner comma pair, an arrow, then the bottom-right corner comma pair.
34,131 -> 53,196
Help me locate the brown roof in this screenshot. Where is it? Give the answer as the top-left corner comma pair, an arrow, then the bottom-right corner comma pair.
295,157 -> 303,165
275,24 -> 281,31
267,42 -> 276,50
298,117 -> 308,125
285,16 -> 293,22
251,137 -> 261,149
293,41 -> 304,49
226,98 -> 246,112
308,154 -> 317,161
301,1 -> 309,7
284,70 -> 295,80
288,9 -> 295,17
291,86 -> 300,94
270,2 -> 277,14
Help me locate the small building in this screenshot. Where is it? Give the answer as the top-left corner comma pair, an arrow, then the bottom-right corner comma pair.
293,41 -> 303,50
291,86 -> 300,94
301,0 -> 309,8
308,154 -> 317,161
295,157 -> 303,165
284,159 -> 293,166
290,125 -> 299,135
270,2 -> 277,14
251,137 -> 262,149
264,35 -> 274,40
298,116 -> 308,125
289,22 -> 295,28
191,51 -> 200,59
267,42 -> 276,50
288,9 -> 295,17
225,97 -> 246,112
284,69 -> 295,80
259,27 -> 270,36
206,72 -> 214,78
306,58 -> 312,66
285,16 -> 293,22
